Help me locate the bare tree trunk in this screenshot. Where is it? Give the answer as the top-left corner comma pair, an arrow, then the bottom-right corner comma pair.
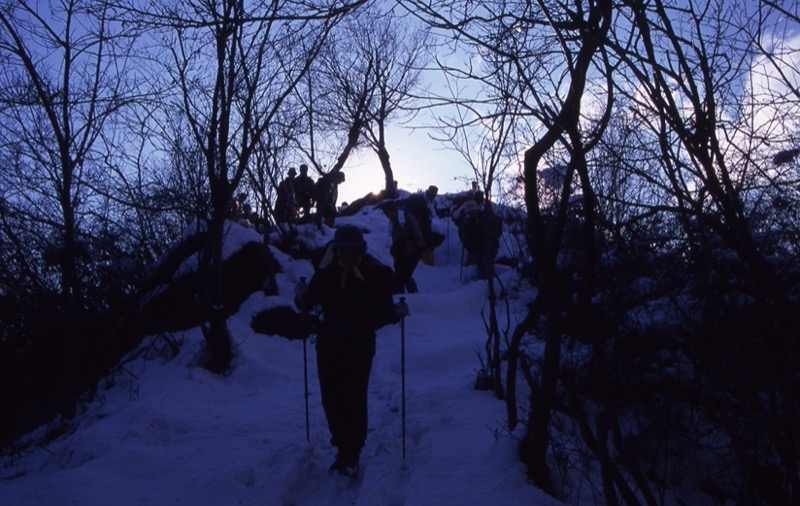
517,0 -> 612,489
330,115 -> 363,175
375,142 -> 397,198
199,197 -> 233,373
59,182 -> 80,418
481,205 -> 503,398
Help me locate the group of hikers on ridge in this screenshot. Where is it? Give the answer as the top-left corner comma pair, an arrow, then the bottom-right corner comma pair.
380,182 -> 502,292
255,168 -> 502,480
290,182 -> 502,480
273,164 -> 346,229
231,161 -> 502,288
230,163 -> 347,231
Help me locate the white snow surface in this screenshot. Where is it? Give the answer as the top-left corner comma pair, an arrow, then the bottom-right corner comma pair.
2,206 -> 564,506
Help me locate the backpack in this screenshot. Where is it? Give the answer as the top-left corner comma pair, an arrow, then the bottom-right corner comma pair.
461,210 -> 483,252
314,175 -> 336,206
403,193 -> 430,224
294,174 -> 315,205
461,209 -> 502,252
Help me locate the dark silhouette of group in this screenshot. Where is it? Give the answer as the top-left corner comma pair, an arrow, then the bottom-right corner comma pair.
271,164 -> 347,229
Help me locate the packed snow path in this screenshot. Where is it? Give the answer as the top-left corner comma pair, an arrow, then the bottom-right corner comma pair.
2,215 -> 563,506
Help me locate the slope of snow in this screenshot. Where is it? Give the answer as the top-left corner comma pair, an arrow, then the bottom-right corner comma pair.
2,208 -> 563,506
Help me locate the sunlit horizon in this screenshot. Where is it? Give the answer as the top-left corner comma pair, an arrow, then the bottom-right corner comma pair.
335,126 -> 479,205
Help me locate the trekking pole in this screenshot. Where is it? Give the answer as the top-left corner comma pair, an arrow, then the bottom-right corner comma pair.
399,296 -> 407,460
459,246 -> 464,283
302,315 -> 310,443
446,214 -> 451,266
297,277 -> 311,443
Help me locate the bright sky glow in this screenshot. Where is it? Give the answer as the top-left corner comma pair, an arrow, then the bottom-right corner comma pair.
337,126 -> 478,205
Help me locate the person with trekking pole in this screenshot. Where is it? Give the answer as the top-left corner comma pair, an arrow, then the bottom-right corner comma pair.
397,296 -> 410,460
294,225 -> 404,479
294,277 -> 311,443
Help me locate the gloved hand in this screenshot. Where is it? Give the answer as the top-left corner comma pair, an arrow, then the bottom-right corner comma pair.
294,277 -> 308,297
394,299 -> 410,318
294,277 -> 309,310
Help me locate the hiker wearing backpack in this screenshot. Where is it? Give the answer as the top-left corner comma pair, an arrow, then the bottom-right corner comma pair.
381,200 -> 426,294
452,193 -> 481,266
314,171 -> 345,229
274,168 -> 298,223
228,192 -> 248,221
293,164 -> 316,219
403,185 -> 444,264
449,182 -> 480,214
454,191 -> 501,279
294,225 -> 405,478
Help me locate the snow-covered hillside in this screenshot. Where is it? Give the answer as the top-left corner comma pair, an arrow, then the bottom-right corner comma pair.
1,204 -> 563,506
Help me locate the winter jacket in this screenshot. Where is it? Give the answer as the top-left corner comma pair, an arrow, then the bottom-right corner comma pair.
293,174 -> 316,208
452,200 -> 479,224
274,177 -> 297,221
389,211 -> 426,258
404,193 -> 443,249
458,204 -> 502,253
302,253 -> 398,355
314,175 -> 340,217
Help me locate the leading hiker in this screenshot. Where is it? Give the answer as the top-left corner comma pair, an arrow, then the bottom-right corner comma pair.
294,225 -> 407,478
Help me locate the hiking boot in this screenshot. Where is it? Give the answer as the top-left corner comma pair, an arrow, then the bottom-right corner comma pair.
328,451 -> 360,479
340,462 -> 360,480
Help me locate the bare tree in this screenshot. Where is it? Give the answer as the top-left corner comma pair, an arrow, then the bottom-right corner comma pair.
293,16 -> 372,182
121,0 -> 364,372
358,8 -> 429,196
0,0 -> 140,417
432,90 -> 526,399
294,4 -> 428,198
600,2 -> 800,503
400,0 -> 614,495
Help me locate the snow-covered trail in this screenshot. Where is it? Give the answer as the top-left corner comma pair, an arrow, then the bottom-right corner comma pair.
1,215 -> 562,506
